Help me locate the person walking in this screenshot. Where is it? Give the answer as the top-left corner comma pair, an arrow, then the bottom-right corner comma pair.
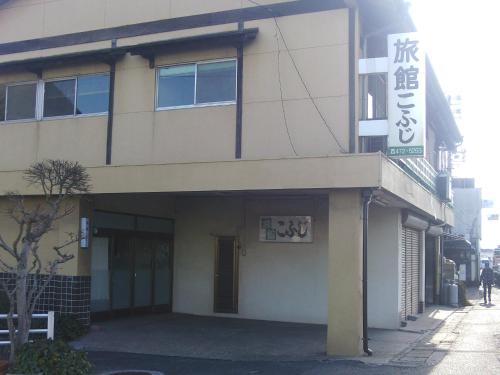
480,261 -> 495,304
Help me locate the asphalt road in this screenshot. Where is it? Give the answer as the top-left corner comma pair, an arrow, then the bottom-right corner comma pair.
422,286 -> 500,375
90,287 -> 500,375
89,352 -> 418,375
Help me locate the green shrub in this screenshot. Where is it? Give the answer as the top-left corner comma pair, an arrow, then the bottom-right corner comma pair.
55,314 -> 89,342
10,339 -> 92,375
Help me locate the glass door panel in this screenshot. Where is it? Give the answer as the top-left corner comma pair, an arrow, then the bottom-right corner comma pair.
134,238 -> 153,307
154,240 -> 172,306
90,237 -> 110,312
111,236 -> 132,310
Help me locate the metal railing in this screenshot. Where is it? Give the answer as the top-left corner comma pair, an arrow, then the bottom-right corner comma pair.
398,157 -> 439,193
0,311 -> 54,345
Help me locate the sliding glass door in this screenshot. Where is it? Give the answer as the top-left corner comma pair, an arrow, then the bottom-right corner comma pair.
91,233 -> 173,317
111,236 -> 133,311
134,238 -> 153,308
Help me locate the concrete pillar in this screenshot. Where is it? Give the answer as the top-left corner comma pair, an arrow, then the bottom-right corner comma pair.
327,189 -> 363,356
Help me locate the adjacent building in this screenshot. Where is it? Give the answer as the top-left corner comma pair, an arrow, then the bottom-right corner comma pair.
0,0 -> 461,356
444,178 -> 482,283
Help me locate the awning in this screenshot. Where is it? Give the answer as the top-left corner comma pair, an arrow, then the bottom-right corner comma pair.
128,28 -> 259,67
0,28 -> 259,74
444,237 -> 473,251
0,48 -> 126,74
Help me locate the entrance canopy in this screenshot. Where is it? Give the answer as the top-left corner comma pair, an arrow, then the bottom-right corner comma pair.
0,153 -> 453,225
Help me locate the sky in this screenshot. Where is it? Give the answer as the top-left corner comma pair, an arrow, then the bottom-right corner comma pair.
409,0 -> 499,249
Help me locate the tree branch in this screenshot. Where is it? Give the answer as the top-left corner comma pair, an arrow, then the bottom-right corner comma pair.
0,234 -> 19,260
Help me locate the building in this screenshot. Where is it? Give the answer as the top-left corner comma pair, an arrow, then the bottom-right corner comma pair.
0,0 -> 461,356
481,248 -> 500,269
444,178 -> 482,283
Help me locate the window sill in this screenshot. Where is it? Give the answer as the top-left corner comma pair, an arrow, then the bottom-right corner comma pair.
43,112 -> 109,121
0,112 -> 109,124
0,118 -> 37,125
156,101 -> 236,112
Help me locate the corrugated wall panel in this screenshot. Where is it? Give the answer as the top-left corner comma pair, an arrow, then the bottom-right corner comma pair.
401,227 -> 421,320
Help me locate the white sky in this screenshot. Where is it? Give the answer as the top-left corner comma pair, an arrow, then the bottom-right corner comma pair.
409,0 -> 499,249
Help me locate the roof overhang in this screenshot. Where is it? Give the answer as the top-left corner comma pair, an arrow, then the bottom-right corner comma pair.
0,28 -> 259,73
0,153 -> 453,224
426,60 -> 463,149
128,28 -> 259,68
0,48 -> 126,75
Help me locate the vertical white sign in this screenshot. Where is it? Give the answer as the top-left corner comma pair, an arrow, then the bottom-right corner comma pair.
387,32 -> 426,158
80,217 -> 89,249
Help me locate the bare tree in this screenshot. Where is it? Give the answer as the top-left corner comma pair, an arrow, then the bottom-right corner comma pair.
0,160 -> 90,364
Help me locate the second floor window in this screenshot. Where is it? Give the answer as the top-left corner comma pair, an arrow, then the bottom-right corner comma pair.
360,73 -> 387,120
156,59 -> 237,110
5,82 -> 37,121
44,74 -> 110,118
0,73 -> 110,122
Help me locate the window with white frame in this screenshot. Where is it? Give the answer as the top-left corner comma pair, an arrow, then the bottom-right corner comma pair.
43,74 -> 110,118
156,59 -> 237,110
0,85 -> 4,122
5,82 -> 38,121
76,74 -> 110,115
0,73 -> 110,122
44,79 -> 76,118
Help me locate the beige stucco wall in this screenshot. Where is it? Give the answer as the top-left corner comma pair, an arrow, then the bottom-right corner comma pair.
0,62 -> 111,170
0,153 -> 454,226
242,10 -> 350,158
0,196 -> 81,276
0,5 -> 349,168
0,0 -> 290,44
173,195 -> 329,324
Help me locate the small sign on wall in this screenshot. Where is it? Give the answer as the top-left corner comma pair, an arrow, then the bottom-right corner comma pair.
80,217 -> 89,249
259,216 -> 313,243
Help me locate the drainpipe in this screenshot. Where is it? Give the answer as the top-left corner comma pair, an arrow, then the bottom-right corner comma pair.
106,39 -> 118,165
362,189 -> 373,356
440,235 -> 445,304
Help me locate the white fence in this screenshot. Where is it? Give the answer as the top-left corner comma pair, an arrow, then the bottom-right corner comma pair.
0,311 -> 54,345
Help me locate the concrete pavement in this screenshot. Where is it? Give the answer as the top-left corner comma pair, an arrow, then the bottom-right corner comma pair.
76,306 -> 455,363
86,287 -> 500,374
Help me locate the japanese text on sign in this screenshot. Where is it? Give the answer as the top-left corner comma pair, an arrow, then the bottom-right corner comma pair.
388,33 -> 426,158
259,216 -> 313,243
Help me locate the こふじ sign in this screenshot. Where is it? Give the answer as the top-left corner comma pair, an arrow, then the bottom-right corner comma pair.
259,216 -> 312,243
387,32 -> 426,158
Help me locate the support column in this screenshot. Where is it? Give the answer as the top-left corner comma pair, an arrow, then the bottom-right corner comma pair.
327,189 -> 363,356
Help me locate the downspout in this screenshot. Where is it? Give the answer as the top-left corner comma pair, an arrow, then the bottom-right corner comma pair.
439,235 -> 445,304
105,39 -> 117,165
362,189 -> 373,356
235,21 -> 244,159
348,6 -> 357,153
